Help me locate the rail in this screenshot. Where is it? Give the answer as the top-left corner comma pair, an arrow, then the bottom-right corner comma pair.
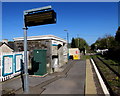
92,57 -> 119,96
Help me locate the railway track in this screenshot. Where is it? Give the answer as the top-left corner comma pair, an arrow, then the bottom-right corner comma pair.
92,56 -> 120,96
97,56 -> 120,78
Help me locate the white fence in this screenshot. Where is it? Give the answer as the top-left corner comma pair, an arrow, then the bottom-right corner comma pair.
0,52 -> 24,82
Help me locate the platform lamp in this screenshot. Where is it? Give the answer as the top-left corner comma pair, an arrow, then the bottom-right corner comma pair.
64,29 -> 69,60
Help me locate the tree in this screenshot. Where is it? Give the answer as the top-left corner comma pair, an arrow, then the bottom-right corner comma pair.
90,29 -> 120,61
71,38 -> 76,48
71,37 -> 88,49
115,26 -> 120,43
91,43 -> 96,51
91,34 -> 120,60
74,38 -> 89,49
92,35 -> 116,50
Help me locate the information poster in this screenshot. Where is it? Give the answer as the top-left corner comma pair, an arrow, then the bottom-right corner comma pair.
4,56 -> 13,75
15,55 -> 22,72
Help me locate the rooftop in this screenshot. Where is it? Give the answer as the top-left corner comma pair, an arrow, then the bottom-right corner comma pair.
13,35 -> 67,43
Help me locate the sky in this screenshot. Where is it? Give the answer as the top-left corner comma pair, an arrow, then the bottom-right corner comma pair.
2,2 -> 118,45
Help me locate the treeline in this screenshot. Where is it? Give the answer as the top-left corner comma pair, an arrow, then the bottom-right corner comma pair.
91,27 -> 120,61
71,37 -> 89,51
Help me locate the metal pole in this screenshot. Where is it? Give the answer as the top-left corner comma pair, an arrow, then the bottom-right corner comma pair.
64,29 -> 69,60
64,30 -> 69,48
67,32 -> 69,60
50,39 -> 53,73
77,34 -> 79,48
67,32 -> 69,48
23,27 -> 29,93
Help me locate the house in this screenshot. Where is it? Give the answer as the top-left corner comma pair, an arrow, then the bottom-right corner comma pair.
0,40 -> 14,55
0,39 -> 22,81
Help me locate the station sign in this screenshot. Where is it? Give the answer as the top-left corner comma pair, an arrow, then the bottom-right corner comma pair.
24,10 -> 56,27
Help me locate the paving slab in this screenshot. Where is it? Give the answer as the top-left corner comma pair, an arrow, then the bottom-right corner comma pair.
1,59 -> 100,95
2,60 -> 73,95
2,75 -> 55,93
85,59 -> 97,95
42,60 -> 86,94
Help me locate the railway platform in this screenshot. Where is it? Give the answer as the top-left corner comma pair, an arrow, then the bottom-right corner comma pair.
1,59 -> 105,95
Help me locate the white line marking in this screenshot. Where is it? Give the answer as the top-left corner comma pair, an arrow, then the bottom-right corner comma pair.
90,59 -> 110,96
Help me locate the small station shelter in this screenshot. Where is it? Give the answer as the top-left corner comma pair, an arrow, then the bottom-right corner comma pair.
13,35 -> 68,76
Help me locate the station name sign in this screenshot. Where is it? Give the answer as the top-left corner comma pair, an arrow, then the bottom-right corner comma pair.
24,10 -> 56,27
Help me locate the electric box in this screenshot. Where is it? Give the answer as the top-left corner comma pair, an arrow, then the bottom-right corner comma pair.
33,49 -> 47,76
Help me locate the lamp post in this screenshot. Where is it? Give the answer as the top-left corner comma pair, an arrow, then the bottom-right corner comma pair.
64,29 -> 69,48
95,44 -> 97,51
107,38 -> 109,48
77,34 -> 79,48
64,29 -> 69,60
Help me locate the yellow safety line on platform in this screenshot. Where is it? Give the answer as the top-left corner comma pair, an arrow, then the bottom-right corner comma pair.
85,59 -> 97,95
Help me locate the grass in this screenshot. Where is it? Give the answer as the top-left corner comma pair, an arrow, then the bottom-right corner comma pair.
80,54 -> 98,60
80,55 -> 91,60
92,57 -> 120,95
80,53 -> 120,95
98,56 -> 120,74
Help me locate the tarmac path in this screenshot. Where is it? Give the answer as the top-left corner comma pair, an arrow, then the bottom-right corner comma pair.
42,60 -> 86,94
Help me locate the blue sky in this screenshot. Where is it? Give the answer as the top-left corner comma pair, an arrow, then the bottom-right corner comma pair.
2,2 -> 118,45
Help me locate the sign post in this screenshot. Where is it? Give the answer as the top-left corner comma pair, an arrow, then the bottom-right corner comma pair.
23,5 -> 56,93
23,26 -> 29,93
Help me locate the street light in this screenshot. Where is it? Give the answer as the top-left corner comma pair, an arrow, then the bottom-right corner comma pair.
107,38 -> 109,48
64,29 -> 69,48
95,44 -> 97,51
77,34 -> 79,48
64,29 -> 69,60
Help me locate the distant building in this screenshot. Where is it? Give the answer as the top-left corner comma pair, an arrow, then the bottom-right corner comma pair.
0,40 -> 14,81
13,35 -> 68,73
0,40 -> 14,55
